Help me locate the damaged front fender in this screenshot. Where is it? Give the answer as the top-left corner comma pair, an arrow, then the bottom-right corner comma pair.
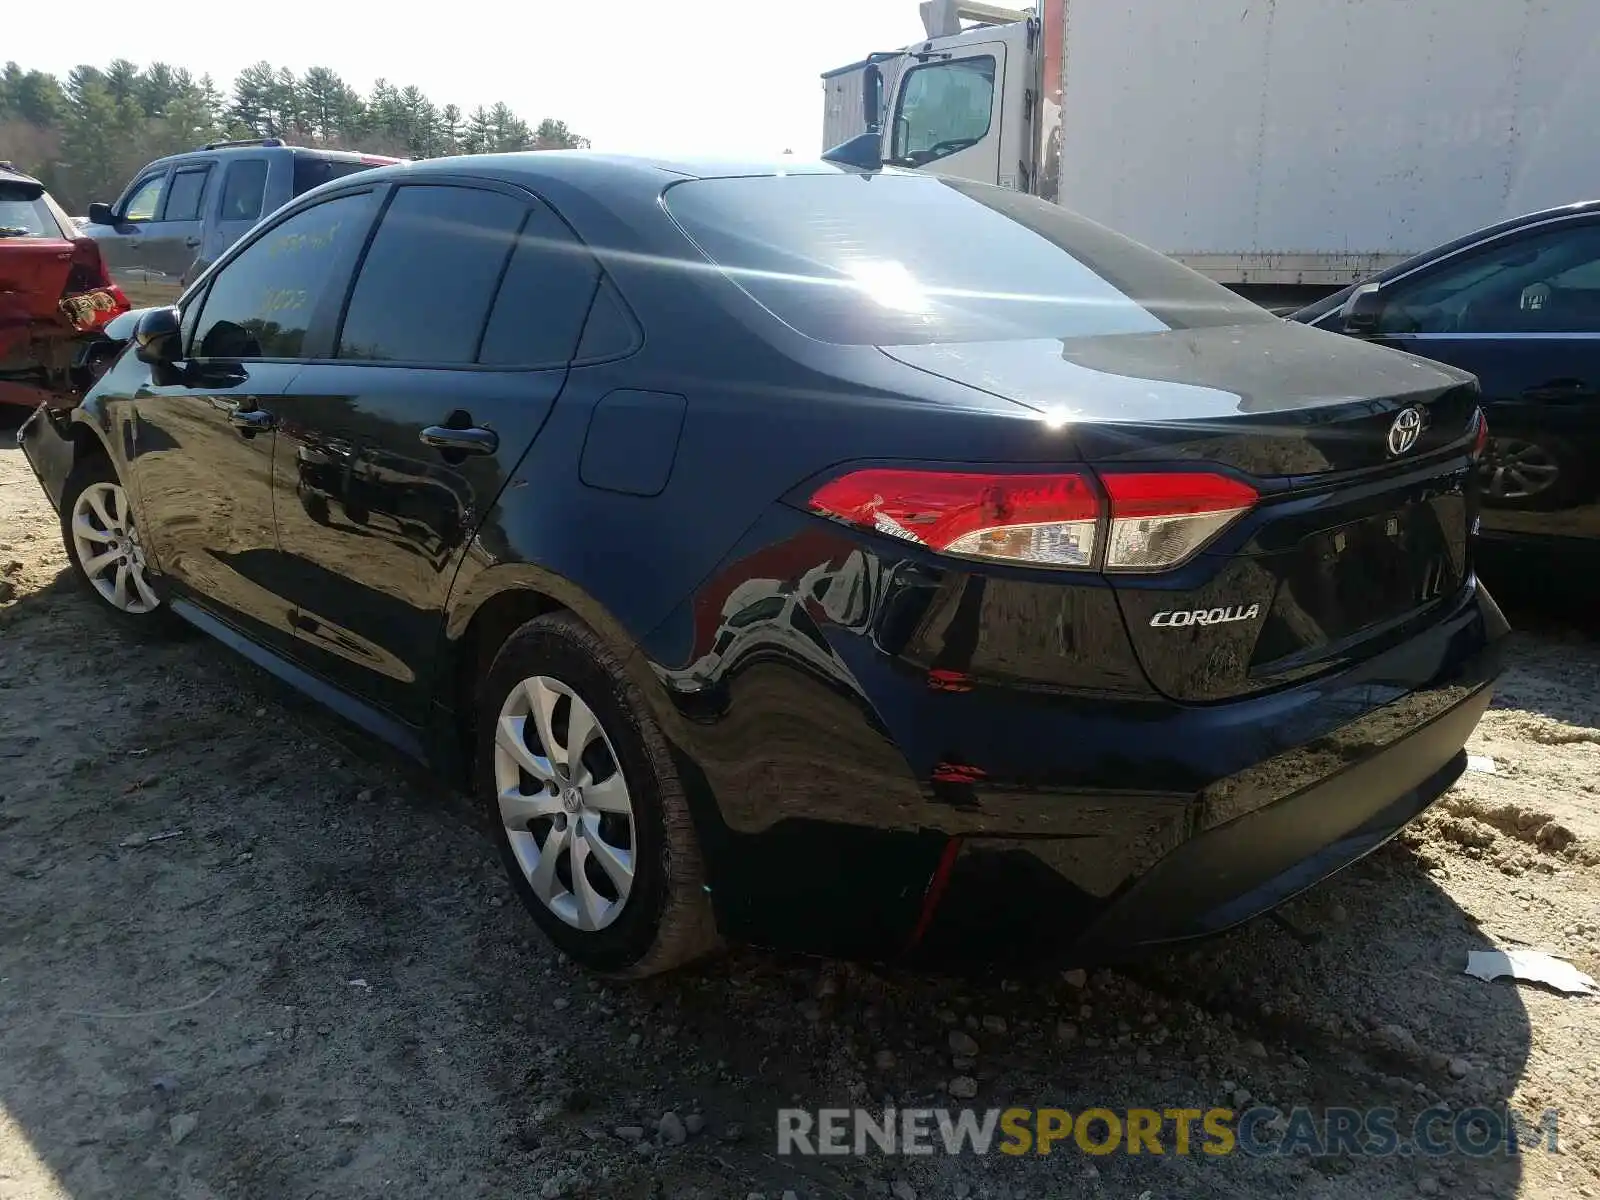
16,403 -> 83,515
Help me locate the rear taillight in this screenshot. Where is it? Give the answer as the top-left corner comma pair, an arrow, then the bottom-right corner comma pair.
1099,472 -> 1258,572
806,469 -> 1100,568
1472,409 -> 1490,460
806,467 -> 1257,572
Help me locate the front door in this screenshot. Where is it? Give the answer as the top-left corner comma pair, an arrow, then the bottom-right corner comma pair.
268,180 -> 604,722
139,164 -> 211,305
1366,217 -> 1600,555
90,169 -> 168,307
128,187 -> 381,649
125,359 -> 296,650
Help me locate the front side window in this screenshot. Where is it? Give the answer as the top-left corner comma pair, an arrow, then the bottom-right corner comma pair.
122,174 -> 167,223
337,184 -> 527,364
663,173 -> 1271,346
190,192 -> 373,360
891,56 -> 996,166
162,168 -> 210,222
1378,222 -> 1600,335
220,160 -> 269,222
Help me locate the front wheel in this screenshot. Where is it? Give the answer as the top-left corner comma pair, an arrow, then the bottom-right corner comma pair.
60,455 -> 180,634
476,612 -> 718,977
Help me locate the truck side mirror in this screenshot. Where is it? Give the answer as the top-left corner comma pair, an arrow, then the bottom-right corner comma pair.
87,201 -> 116,226
863,63 -> 883,130
1340,285 -> 1386,336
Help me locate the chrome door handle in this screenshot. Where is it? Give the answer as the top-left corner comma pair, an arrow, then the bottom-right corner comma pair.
420,425 -> 498,455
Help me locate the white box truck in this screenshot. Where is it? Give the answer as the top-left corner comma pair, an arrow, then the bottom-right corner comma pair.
822,0 -> 1600,306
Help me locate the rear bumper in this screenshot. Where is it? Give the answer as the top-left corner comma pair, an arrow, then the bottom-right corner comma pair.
912,586 -> 1504,965
1070,682 -> 1486,956
15,402 -> 75,514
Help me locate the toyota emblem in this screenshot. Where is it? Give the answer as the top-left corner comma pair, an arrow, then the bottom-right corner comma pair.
1387,407 -> 1425,456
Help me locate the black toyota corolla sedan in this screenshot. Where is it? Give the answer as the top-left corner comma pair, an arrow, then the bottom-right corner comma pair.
17,153 -> 1507,976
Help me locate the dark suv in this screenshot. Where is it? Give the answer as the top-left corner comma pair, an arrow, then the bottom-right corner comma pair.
82,139 -> 399,309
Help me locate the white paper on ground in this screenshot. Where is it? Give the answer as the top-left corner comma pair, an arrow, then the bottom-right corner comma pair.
1466,755 -> 1497,774
1465,949 -> 1598,995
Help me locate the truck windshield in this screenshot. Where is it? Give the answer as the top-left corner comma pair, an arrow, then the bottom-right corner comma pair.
662,173 -> 1272,346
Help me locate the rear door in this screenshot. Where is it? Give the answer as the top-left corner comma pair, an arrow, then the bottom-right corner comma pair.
201,157 -> 270,277
139,163 -> 211,304
268,178 -> 604,721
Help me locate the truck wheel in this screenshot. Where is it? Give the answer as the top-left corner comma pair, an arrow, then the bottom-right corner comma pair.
476,611 -> 719,977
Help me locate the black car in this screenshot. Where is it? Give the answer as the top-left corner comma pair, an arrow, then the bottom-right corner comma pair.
1293,202 -> 1600,582
18,154 -> 1506,976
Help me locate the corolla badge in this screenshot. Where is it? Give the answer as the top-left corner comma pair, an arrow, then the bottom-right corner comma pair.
1150,605 -> 1261,628
1387,406 -> 1426,456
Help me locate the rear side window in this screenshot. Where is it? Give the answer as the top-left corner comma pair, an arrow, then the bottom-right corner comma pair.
478,203 -> 602,366
338,185 -> 526,363
662,174 -> 1272,346
293,155 -> 381,197
191,191 -> 373,360
220,160 -> 269,222
162,168 -> 210,221
0,195 -> 63,238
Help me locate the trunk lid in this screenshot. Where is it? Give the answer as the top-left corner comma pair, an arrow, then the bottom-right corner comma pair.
881,321 -> 1482,702
0,237 -> 76,364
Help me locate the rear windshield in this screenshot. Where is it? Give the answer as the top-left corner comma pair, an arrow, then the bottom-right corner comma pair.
661,173 -> 1274,346
0,193 -> 65,239
292,154 -> 384,197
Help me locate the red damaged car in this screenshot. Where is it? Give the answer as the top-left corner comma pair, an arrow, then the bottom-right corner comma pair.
1,161 -> 129,414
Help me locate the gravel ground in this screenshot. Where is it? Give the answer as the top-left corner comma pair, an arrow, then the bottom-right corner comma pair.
2,424 -> 1598,1200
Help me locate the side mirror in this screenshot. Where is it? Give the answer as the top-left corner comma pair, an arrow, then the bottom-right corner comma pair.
1340,285 -> 1386,336
863,64 -> 884,130
821,131 -> 884,172
133,306 -> 183,366
87,201 -> 116,226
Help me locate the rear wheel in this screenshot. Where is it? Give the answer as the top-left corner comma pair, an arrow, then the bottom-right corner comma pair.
476,612 -> 718,977
59,455 -> 181,634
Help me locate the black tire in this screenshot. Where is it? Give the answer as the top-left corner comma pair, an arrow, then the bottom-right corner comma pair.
59,453 -> 184,637
476,611 -> 719,977
1480,434 -> 1584,512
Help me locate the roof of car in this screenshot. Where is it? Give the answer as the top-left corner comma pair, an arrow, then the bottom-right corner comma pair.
143,143 -> 397,170
0,161 -> 45,199
366,151 -> 889,187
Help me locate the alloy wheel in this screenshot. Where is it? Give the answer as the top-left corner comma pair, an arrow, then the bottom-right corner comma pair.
493,675 -> 636,931
70,481 -> 160,614
1480,438 -> 1560,501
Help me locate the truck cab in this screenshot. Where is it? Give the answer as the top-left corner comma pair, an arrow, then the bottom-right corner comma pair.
81,140 -> 401,309
824,1 -> 1036,190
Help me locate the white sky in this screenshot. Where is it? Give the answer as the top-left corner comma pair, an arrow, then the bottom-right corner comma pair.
7,0 -> 919,158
